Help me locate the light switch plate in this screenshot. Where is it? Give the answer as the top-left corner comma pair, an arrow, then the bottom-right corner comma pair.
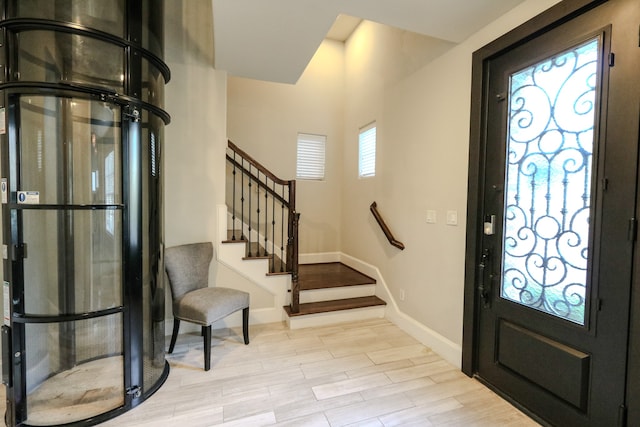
446,210 -> 458,226
426,210 -> 437,224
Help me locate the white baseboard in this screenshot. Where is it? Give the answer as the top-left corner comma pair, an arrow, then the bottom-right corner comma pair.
299,252 -> 341,264
339,252 -> 462,369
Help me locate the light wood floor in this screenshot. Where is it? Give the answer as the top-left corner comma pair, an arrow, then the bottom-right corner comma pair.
102,318 -> 539,426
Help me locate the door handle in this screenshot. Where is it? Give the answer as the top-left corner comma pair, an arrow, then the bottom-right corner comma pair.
478,249 -> 491,308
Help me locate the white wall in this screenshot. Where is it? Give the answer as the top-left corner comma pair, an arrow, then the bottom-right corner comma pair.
227,40 -> 346,254
341,0 -> 562,349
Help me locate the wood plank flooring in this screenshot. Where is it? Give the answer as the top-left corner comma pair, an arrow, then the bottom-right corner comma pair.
93,319 -> 539,426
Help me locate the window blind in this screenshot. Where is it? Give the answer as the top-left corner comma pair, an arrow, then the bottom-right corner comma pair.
296,133 -> 326,180
359,122 -> 376,177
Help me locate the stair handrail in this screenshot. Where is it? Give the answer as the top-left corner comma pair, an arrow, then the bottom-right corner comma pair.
226,140 -> 301,313
228,140 -> 290,186
370,201 -> 405,250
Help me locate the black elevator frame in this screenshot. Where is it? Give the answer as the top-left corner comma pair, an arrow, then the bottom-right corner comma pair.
0,1 -> 171,426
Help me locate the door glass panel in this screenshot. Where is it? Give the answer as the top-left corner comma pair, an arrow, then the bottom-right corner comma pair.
24,314 -> 124,425
22,209 -> 122,316
19,95 -> 122,205
501,38 -> 600,324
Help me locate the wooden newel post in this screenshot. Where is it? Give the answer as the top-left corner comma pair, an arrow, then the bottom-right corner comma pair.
286,180 -> 301,313
290,212 -> 301,313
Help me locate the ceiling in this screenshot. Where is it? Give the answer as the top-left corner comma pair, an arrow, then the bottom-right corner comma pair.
212,0 -> 526,84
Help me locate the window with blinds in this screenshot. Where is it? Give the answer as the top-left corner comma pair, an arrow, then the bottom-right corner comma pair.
296,133 -> 326,180
359,122 -> 376,178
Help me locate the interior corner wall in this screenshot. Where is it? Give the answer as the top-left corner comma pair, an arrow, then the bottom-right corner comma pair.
341,0 -> 561,348
163,0 -> 273,314
226,40 -> 346,254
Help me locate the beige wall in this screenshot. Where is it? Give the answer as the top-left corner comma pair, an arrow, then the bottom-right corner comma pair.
224,0 -> 562,347
341,0 -> 562,346
227,40 -> 346,254
164,0 -> 272,310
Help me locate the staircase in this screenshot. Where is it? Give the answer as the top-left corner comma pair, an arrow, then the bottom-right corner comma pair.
284,262 -> 386,329
222,140 -> 387,329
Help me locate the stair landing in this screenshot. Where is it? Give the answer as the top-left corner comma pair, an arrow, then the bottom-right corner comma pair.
298,262 -> 376,290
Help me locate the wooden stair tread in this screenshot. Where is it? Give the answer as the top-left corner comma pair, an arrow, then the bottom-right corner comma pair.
222,230 -> 289,273
222,229 -> 245,243
299,262 -> 376,290
284,296 -> 386,317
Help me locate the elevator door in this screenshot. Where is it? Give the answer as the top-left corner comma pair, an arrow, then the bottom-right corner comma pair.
8,94 -> 126,425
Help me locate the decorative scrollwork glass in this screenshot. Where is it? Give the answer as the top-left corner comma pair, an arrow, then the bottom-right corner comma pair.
500,38 -> 600,325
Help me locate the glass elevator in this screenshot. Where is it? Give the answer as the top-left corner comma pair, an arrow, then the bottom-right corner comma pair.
0,1 -> 170,425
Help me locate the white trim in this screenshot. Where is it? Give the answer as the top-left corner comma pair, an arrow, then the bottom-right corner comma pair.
339,252 -> 462,368
299,252 -> 341,264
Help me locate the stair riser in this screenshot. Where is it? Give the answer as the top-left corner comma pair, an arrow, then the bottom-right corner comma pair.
299,285 -> 376,304
286,306 -> 386,330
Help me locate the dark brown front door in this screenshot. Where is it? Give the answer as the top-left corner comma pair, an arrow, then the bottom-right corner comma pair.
466,0 -> 640,425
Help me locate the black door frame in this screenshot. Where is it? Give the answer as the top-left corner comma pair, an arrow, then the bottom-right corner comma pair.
464,0 -> 640,422
461,0 -> 637,418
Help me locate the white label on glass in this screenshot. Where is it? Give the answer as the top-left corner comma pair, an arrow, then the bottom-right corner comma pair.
0,108 -> 5,135
17,191 -> 39,204
1,179 -> 6,204
3,282 -> 9,326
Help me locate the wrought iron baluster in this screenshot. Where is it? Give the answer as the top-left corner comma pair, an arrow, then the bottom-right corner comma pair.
264,175 -> 269,259
247,164 -> 253,257
241,157 -> 245,240
256,170 -> 261,256
232,150 -> 237,240
280,186 -> 285,272
272,181 -> 276,273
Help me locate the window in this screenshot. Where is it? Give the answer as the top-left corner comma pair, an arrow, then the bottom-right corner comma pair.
296,133 -> 326,180
359,122 -> 376,177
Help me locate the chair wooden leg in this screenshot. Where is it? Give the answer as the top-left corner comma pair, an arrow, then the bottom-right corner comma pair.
242,307 -> 250,345
203,325 -> 212,371
168,318 -> 180,354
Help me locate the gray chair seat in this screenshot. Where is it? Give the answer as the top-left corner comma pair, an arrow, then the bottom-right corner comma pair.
174,287 -> 250,325
165,242 -> 250,371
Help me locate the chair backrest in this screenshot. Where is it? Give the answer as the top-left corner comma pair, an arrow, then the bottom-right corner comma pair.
165,242 -> 213,301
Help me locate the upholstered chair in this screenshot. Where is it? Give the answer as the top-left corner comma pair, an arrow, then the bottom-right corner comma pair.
165,242 -> 249,371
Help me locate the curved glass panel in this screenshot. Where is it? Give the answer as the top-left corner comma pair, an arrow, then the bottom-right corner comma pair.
24,315 -> 124,425
15,0 -> 125,37
17,31 -> 124,93
142,110 -> 165,391
142,58 -> 166,108
22,209 -> 122,316
142,0 -> 164,58
501,38 -> 599,325
18,96 -> 122,206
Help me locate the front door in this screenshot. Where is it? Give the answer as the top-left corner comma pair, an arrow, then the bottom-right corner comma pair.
470,0 -> 640,425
